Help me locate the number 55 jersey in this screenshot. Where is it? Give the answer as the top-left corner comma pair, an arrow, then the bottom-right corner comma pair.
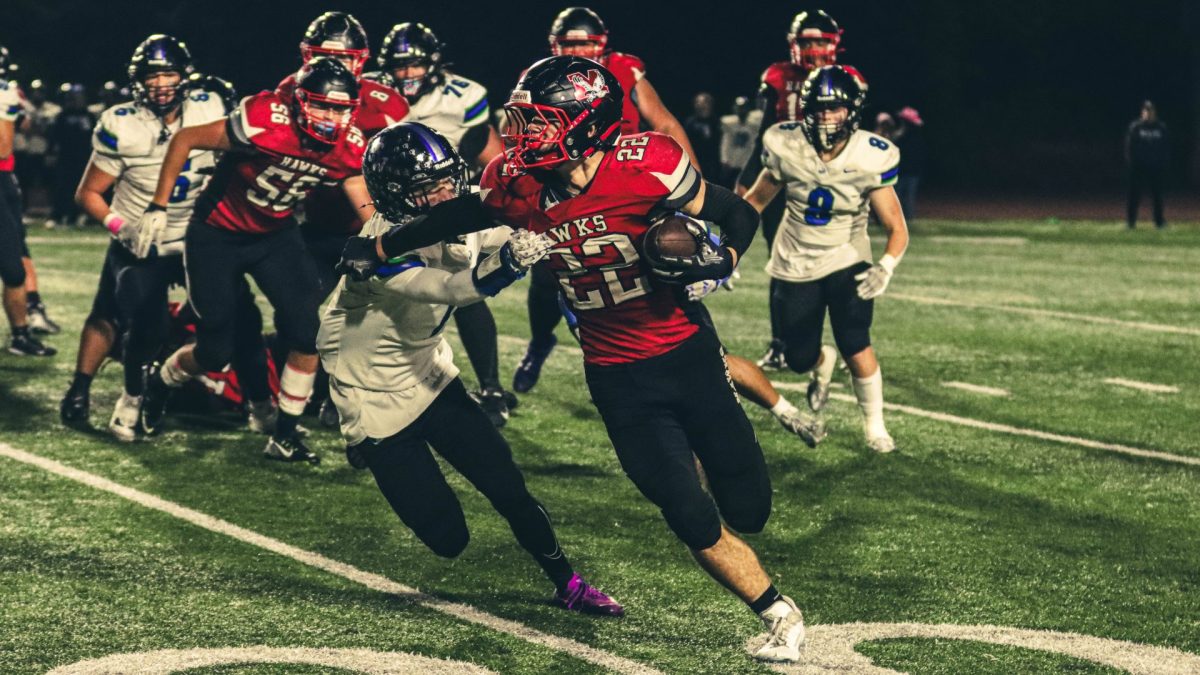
761,123 -> 899,282
91,89 -> 227,254
194,86 -> 365,234
480,131 -> 701,366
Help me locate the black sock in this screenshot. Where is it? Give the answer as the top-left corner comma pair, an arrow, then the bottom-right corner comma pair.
26,291 -> 41,306
507,499 -> 574,592
275,410 -> 301,439
69,371 -> 94,395
527,282 -> 562,347
749,585 -> 782,614
12,325 -> 29,338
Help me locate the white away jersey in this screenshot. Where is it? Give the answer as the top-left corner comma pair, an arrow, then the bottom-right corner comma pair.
317,211 -> 511,444
90,90 -> 227,254
0,79 -> 22,123
404,73 -> 489,149
762,124 -> 900,282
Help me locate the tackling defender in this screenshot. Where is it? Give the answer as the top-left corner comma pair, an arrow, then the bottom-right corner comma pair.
320,122 -> 621,615
366,21 -> 514,426
744,65 -> 909,453
138,57 -> 374,464
59,35 -> 232,437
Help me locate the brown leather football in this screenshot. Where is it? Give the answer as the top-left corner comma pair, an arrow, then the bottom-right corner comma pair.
645,215 -> 700,259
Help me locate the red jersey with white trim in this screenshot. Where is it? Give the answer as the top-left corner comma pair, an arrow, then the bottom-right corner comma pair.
278,74 -> 409,235
480,132 -> 703,366
760,62 -> 867,122
195,88 -> 366,234
602,51 -> 646,134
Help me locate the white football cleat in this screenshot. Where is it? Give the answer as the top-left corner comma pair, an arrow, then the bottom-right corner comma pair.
246,399 -> 277,434
108,393 -> 143,442
774,407 -> 827,448
748,596 -> 805,663
867,433 -> 896,453
806,345 -> 838,413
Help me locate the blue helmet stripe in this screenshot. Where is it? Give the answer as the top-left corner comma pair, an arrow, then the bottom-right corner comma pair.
410,124 -> 445,162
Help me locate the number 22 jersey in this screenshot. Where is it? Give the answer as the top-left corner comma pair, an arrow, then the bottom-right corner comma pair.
761,124 -> 899,282
193,87 -> 366,234
481,132 -> 702,366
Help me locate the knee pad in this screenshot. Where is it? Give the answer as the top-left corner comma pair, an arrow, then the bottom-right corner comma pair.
276,309 -> 319,355
719,490 -> 771,535
784,342 -> 821,375
832,326 -> 871,361
660,490 -> 723,551
0,259 -> 25,288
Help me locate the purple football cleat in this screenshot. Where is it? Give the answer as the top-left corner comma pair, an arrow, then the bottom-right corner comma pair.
555,573 -> 624,617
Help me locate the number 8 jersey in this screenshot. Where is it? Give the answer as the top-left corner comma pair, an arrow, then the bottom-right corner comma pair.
761,123 -> 899,282
194,87 -> 365,234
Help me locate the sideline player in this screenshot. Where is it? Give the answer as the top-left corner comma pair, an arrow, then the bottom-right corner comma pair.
744,66 -> 909,453
138,58 -> 373,464
737,10 -> 862,372
0,45 -> 55,356
320,122 -> 622,615
367,21 -> 514,426
512,6 -> 700,394
59,35 -> 232,435
489,56 -> 804,661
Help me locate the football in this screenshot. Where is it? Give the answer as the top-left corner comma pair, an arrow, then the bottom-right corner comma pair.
645,214 -> 701,259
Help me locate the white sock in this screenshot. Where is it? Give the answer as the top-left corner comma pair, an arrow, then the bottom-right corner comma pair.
160,350 -> 194,387
770,396 -> 799,418
278,365 -> 316,416
852,367 -> 888,439
813,345 -> 837,384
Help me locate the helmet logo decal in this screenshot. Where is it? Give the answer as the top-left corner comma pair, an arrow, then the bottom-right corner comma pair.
567,69 -> 609,103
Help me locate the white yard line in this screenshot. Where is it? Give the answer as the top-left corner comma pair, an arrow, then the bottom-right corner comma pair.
941,381 -> 1010,397
26,235 -> 110,245
1104,378 -> 1180,394
888,293 -> 1200,337
0,442 -> 661,675
926,236 -> 1028,246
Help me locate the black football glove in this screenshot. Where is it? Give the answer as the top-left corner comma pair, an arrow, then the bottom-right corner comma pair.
646,219 -> 736,284
335,235 -> 382,281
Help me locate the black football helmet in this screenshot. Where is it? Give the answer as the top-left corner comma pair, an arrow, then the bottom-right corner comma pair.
128,34 -> 195,116
300,11 -> 370,77
549,7 -> 608,61
788,10 -> 843,70
292,57 -> 360,144
799,65 -> 865,152
503,56 -> 623,174
377,22 -> 444,101
363,122 -> 468,222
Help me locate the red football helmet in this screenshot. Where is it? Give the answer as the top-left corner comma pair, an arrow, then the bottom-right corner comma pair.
788,10 -> 843,70
300,11 -> 370,78
292,57 -> 360,144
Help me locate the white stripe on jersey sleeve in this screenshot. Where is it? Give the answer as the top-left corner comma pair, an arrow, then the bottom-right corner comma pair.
651,152 -> 698,202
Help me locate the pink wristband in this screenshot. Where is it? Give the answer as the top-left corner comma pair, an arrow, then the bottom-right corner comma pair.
103,213 -> 125,235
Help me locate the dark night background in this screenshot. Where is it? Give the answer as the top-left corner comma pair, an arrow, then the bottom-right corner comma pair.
6,0 -> 1198,196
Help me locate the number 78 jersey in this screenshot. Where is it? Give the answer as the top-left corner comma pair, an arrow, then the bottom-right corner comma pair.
194,89 -> 365,234
762,124 -> 900,282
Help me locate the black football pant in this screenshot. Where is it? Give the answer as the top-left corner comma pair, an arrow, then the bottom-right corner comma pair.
1127,165 -> 1165,228
184,221 -> 321,372
586,329 -> 771,551
355,379 -> 573,588
526,262 -> 562,349
773,262 -> 874,373
0,172 -> 28,288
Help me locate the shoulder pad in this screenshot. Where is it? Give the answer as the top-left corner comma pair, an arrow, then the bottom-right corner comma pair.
607,52 -> 646,82
230,91 -> 293,147
761,62 -> 789,87
93,104 -> 155,157
851,131 -> 900,177
182,92 -> 230,125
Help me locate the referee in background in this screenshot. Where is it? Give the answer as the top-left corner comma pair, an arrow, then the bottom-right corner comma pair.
1125,100 -> 1169,230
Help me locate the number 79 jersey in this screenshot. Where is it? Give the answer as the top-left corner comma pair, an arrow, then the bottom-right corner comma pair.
762,124 -> 899,282
193,89 -> 366,234
481,132 -> 703,366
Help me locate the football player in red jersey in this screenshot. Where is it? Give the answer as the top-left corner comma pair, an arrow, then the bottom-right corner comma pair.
135,57 -> 374,464
282,12 -> 410,428
512,6 -> 700,395
488,56 -> 805,662
735,10 -> 865,372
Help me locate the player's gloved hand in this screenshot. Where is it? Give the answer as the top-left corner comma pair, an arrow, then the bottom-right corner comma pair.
647,218 -> 736,284
105,213 -> 139,255
134,204 -> 167,259
684,279 -> 722,302
336,235 -> 382,281
855,254 -> 899,300
472,230 -> 554,296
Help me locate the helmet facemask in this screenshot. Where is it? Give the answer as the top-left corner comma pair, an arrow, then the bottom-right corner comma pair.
300,43 -> 369,78
802,104 -> 857,152
389,56 -> 435,99
549,33 -> 607,61
294,89 -> 358,143
789,34 -> 839,70
502,100 -> 618,175
134,70 -> 185,116
402,166 -> 468,216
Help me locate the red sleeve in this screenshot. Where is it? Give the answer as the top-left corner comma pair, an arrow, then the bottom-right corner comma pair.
358,81 -> 409,136
761,64 -> 785,96
633,133 -> 699,205
230,91 -> 294,155
479,155 -> 537,228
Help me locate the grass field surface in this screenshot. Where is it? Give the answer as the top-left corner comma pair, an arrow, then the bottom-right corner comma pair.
2,220 -> 1197,674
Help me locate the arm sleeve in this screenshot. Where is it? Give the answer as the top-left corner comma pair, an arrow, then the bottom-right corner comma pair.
379,192 -> 497,259
736,85 -> 778,189
694,181 -> 760,258
374,259 -> 486,306
458,122 -> 491,162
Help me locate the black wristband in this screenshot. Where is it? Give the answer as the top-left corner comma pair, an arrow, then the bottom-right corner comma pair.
145,203 -> 167,213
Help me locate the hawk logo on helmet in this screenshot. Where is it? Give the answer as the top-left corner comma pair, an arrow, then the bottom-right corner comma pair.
567,69 -> 609,103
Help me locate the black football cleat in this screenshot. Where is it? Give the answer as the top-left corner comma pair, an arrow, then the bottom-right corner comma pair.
512,335 -> 557,393
473,387 -> 511,428
756,340 -> 786,371
264,434 -> 321,465
60,388 -> 91,427
8,332 -> 57,357
139,362 -> 172,435
27,302 -> 61,335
